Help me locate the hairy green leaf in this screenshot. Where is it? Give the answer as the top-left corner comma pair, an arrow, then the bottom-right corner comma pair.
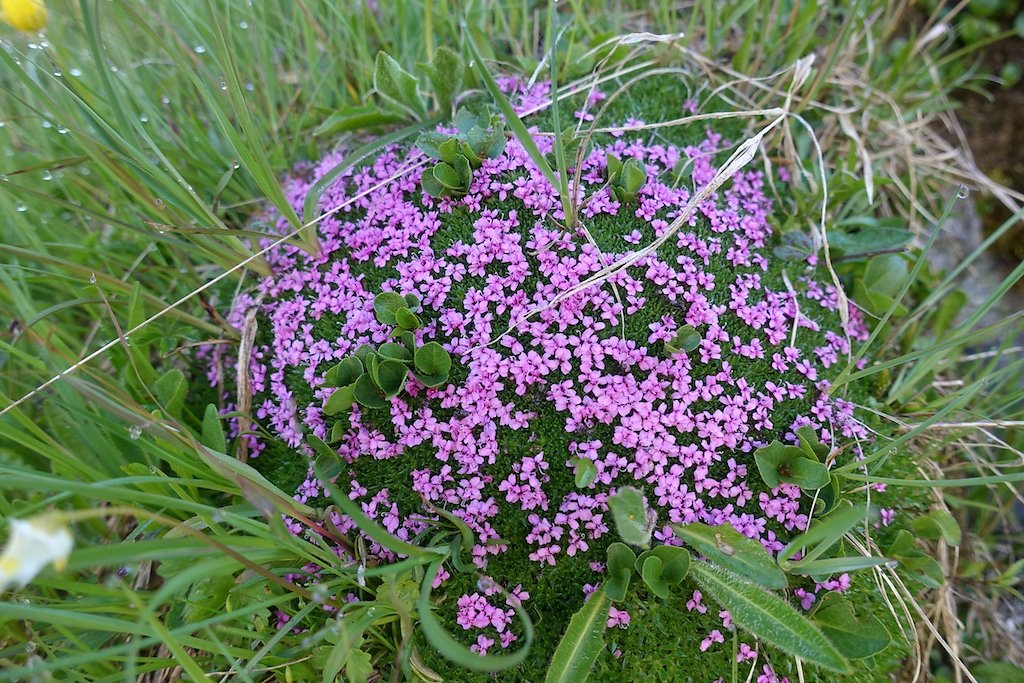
374,51 -> 424,117
543,588 -> 609,683
673,522 -> 786,589
608,486 -> 653,548
690,561 -> 849,673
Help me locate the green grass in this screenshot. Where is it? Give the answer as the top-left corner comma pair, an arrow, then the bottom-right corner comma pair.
0,0 -> 1022,681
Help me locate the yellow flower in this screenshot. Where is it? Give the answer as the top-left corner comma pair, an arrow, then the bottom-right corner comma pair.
0,516 -> 73,593
1,0 -> 47,33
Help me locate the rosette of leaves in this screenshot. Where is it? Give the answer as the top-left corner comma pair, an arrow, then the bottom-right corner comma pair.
320,292 -> 453,441
753,424 -> 835,493
416,107 -> 508,198
605,153 -> 647,203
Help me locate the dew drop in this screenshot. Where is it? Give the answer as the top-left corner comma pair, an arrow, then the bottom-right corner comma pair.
239,21 -> 249,29
15,202 -> 27,212
139,114 -> 149,123
52,70 -> 62,78
42,170 -> 52,181
956,185 -> 970,199
128,425 -> 142,440
0,120 -> 5,127
232,160 -> 240,170
70,67 -> 83,77
194,45 -> 207,54
41,120 -> 52,129
57,126 -> 68,135
89,273 -> 97,284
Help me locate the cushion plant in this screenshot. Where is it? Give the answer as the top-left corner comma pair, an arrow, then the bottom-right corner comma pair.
211,74 -> 931,682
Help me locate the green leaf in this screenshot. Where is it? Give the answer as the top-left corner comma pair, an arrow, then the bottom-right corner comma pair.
416,132 -> 451,160
796,424 -> 829,459
374,291 -> 408,325
672,522 -> 786,589
774,231 -> 816,262
638,555 -> 668,599
375,360 -> 408,397
543,588 -> 609,683
378,342 -> 412,363
438,137 -> 460,165
814,475 -> 841,516
861,253 -> 909,298
607,486 -> 654,548
404,293 -> 421,311
573,458 -> 598,488
690,561 -> 850,673
421,46 -> 464,115
972,662 -> 1024,683
754,440 -> 830,490
373,51 -> 424,117
811,594 -> 891,660
395,307 -> 421,330
605,153 -> 622,182
421,168 -> 445,198
432,162 -> 463,189
666,324 -> 701,355
911,510 -> 962,547
200,404 -> 226,454
643,545 -> 690,585
828,225 -> 913,259
325,356 -> 364,388
323,384 -> 356,416
346,649 -> 373,683
604,542 -> 635,602
619,158 -> 647,193
886,530 -> 945,587
153,369 -> 187,417
353,373 -> 389,409
414,341 -> 452,384
313,105 -> 406,137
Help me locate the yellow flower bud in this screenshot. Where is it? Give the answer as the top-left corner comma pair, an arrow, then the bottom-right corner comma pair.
2,0 -> 47,33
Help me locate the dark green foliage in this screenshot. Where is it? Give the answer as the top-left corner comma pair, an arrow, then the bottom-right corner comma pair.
417,106 -> 508,197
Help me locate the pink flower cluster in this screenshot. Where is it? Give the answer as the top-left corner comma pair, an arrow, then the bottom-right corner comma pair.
215,79 -> 873,666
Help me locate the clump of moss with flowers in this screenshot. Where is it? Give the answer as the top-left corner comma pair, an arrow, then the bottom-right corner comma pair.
209,65 -> 934,683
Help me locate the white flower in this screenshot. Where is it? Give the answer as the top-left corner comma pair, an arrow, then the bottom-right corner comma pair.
0,517 -> 73,594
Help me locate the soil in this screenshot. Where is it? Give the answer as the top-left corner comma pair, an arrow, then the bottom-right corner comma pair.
956,34 -> 1024,265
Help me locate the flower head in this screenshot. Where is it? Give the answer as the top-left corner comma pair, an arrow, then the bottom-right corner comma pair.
2,0 -> 47,33
0,517 -> 73,593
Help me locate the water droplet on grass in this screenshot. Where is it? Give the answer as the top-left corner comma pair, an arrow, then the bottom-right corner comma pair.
194,45 -> 207,54
956,185 -> 970,199
15,203 -> 27,212
128,425 -> 142,440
